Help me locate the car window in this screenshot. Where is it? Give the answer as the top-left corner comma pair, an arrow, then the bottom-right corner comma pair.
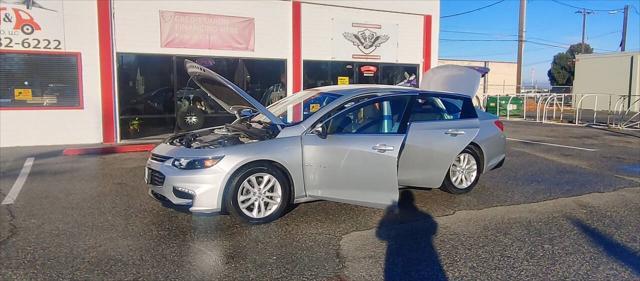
326,96 -> 410,135
409,95 -> 476,122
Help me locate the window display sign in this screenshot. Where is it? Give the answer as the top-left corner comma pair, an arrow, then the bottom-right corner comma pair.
0,51 -> 82,110
160,11 -> 255,51
0,1 -> 66,51
332,19 -> 398,61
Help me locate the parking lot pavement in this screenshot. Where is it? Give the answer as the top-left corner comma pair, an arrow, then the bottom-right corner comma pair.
1,121 -> 639,280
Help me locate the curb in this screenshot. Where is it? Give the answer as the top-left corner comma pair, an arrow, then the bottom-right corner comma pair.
62,144 -> 156,156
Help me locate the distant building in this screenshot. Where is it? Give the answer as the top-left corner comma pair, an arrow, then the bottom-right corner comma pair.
573,52 -> 640,112
438,59 -> 517,95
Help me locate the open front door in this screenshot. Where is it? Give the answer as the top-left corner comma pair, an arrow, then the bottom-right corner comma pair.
301,95 -> 412,208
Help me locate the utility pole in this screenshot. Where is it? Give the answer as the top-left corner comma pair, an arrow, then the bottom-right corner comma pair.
621,5 -> 629,51
576,9 -> 593,53
516,0 -> 526,93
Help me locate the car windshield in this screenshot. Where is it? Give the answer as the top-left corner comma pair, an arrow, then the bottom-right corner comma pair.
252,90 -> 341,124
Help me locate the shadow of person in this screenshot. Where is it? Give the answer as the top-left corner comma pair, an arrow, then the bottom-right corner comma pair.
376,190 -> 447,281
568,217 -> 640,276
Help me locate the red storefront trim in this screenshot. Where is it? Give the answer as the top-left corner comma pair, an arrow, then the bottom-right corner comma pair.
0,49 -> 84,111
292,0 -> 302,121
423,15 -> 432,73
97,0 -> 116,143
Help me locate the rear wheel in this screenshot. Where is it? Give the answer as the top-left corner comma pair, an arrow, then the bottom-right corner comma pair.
226,164 -> 291,224
21,24 -> 35,35
441,147 -> 480,194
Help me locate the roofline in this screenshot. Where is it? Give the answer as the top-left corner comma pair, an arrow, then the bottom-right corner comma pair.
576,51 -> 640,59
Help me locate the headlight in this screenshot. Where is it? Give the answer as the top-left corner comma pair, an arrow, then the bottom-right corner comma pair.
172,156 -> 223,170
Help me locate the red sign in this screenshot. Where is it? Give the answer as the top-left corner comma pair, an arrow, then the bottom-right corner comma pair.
360,65 -> 378,76
160,11 -> 255,51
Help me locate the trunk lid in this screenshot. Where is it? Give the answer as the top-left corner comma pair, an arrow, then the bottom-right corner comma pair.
419,65 -> 489,98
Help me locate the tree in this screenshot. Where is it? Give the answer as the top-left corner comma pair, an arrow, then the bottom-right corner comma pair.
547,43 -> 593,86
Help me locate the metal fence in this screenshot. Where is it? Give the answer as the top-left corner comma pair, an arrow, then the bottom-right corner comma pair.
479,93 -> 640,130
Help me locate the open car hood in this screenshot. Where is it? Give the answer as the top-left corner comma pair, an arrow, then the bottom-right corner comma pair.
185,59 -> 285,126
419,65 -> 489,98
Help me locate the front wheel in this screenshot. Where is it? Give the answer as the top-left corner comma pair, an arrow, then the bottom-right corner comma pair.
225,164 -> 291,224
441,147 -> 480,194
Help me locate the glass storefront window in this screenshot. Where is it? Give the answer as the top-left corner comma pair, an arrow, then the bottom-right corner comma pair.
116,53 -> 286,140
0,51 -> 82,109
303,60 -> 419,89
117,54 -> 176,140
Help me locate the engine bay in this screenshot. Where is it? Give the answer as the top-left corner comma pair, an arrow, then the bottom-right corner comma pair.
166,121 -> 278,149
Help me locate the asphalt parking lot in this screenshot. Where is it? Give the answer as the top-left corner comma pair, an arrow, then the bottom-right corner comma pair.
1,121 -> 639,280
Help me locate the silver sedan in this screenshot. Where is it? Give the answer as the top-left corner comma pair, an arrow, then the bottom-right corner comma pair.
145,60 -> 506,224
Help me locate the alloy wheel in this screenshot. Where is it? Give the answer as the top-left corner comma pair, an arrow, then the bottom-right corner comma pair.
184,113 -> 199,126
237,173 -> 282,219
449,152 -> 478,189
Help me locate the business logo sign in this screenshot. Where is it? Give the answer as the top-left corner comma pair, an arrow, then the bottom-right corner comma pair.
332,19 -> 397,61
343,23 -> 390,59
0,0 -> 65,50
160,10 -> 255,51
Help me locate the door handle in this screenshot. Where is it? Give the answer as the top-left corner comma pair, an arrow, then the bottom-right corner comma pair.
445,129 -> 466,136
372,144 -> 394,153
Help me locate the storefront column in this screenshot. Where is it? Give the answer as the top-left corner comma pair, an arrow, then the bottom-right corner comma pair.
97,0 -> 116,143
292,0 -> 302,121
423,15 -> 432,73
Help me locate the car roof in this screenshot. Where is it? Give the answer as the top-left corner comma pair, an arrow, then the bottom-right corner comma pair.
314,84 -> 417,95
310,84 -> 465,98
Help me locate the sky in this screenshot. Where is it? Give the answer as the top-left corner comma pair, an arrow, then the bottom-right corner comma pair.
439,0 -> 640,87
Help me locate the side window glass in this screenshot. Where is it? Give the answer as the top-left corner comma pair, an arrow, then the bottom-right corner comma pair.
409,95 -> 475,122
326,96 -> 410,135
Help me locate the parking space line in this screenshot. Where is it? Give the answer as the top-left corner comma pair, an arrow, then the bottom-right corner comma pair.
1,157 -> 35,205
507,138 -> 598,152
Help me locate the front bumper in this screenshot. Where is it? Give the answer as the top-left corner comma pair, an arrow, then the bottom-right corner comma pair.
145,157 -> 226,213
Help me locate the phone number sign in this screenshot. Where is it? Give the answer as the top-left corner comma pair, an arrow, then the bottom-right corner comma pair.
0,2 -> 65,51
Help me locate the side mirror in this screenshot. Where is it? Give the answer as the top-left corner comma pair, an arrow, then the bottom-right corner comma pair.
311,123 -> 327,139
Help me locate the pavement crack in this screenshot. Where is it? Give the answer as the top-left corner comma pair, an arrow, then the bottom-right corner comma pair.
0,204 -> 18,248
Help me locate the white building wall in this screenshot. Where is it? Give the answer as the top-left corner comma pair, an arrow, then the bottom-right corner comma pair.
112,0 -> 291,59
0,0 -> 102,147
302,1 -> 439,68
303,0 -> 439,68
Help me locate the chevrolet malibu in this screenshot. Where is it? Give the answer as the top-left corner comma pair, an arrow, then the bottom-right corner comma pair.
145,60 -> 506,224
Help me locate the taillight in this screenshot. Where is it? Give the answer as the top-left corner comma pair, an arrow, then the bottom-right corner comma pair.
494,120 -> 504,132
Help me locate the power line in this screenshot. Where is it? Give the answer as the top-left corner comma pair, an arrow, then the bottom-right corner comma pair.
440,46 -> 553,59
550,0 -> 624,12
524,58 -> 552,67
441,0 -> 506,18
588,30 -> 621,40
440,37 -> 619,52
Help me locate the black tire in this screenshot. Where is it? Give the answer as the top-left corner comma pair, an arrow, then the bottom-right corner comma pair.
176,105 -> 205,131
21,24 -> 34,35
441,147 -> 481,194
225,163 -> 291,224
